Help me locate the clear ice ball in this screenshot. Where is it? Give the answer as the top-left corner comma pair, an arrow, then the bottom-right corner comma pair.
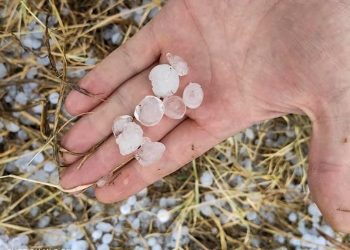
183,82 -> 204,109
135,141 -> 166,166
149,64 -> 179,98
163,95 -> 186,119
116,122 -> 143,155
134,96 -> 165,127
166,53 -> 189,76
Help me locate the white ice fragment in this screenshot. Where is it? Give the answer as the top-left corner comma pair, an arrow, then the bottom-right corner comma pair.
246,211 -> 258,221
166,53 -> 189,76
200,171 -> 213,187
49,92 -> 59,105
33,152 -> 45,164
134,96 -> 165,127
102,234 -> 113,245
147,237 -> 157,246
5,122 -> 20,133
15,92 -> 28,105
199,205 -> 213,217
135,141 -> 166,166
96,222 -> 113,233
120,203 -> 131,215
0,63 -> 7,78
183,82 -> 204,109
112,115 -> 133,137
70,240 -> 89,250
97,244 -> 110,250
43,161 -> 56,173
163,95 -> 186,119
92,230 -> 103,241
37,215 -> 50,228
288,212 -> 298,223
308,203 -> 322,218
152,245 -> 162,250
127,195 -> 137,206
157,209 -> 171,223
116,122 -> 143,155
149,64 -> 179,97
21,35 -> 42,49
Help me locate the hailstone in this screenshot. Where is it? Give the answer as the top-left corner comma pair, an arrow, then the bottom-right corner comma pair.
135,141 -> 166,166
134,96 -> 165,127
166,53 -> 189,76
163,95 -> 186,119
115,122 -> 143,155
183,82 -> 204,109
149,64 -> 179,98
112,115 -> 133,136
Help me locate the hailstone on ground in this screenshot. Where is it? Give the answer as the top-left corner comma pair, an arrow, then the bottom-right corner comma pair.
149,64 -> 179,98
163,96 -> 186,120
115,122 -> 143,155
134,96 -> 165,127
135,141 -> 166,166
183,82 -> 204,109
157,209 -> 171,223
112,115 -> 133,136
166,53 -> 189,76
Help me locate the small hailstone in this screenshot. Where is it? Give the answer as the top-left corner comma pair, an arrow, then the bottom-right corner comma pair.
200,171 -> 213,187
116,122 -> 143,155
120,203 -> 131,215
157,209 -> 171,223
92,230 -> 103,241
97,244 -> 110,250
26,68 -> 38,79
15,92 -> 28,105
135,141 -> 166,166
102,234 -> 113,245
37,215 -> 50,228
49,92 -> 59,105
127,195 -> 137,206
166,53 -> 189,76
33,104 -> 43,114
288,212 -> 298,223
17,130 -> 28,140
33,152 -> 45,164
37,56 -> 50,66
43,161 -> 56,173
96,222 -> 113,233
183,82 -> 204,109
246,211 -> 258,221
149,64 -> 180,98
152,245 -> 162,250
199,205 -> 213,217
21,35 -> 42,49
308,203 -> 322,218
0,63 -> 8,78
163,96 -> 186,119
147,237 -> 157,247
70,240 -> 89,250
134,96 -> 165,127
320,224 -> 335,237
131,218 -> 140,230
5,122 -> 20,133
112,115 -> 133,136
245,128 -> 255,140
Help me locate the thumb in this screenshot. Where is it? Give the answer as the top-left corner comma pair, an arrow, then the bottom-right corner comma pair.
308,112 -> 350,233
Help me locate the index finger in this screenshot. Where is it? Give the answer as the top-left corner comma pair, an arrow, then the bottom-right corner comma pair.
64,22 -> 160,116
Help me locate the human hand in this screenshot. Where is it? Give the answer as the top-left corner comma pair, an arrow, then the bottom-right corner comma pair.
60,0 -> 350,232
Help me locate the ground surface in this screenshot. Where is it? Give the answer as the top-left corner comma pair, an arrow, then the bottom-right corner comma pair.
0,1 -> 349,249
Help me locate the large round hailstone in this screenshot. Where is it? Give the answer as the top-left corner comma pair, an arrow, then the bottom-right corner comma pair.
135,141 -> 166,166
112,115 -> 133,136
166,53 -> 189,76
116,122 -> 143,155
163,95 -> 186,119
134,96 -> 165,127
149,64 -> 180,97
183,82 -> 204,109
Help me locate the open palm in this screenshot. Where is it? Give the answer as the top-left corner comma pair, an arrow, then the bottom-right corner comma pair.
60,0 -> 350,232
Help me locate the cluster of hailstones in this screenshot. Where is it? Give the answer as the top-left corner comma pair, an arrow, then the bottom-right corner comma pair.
112,53 -> 204,166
